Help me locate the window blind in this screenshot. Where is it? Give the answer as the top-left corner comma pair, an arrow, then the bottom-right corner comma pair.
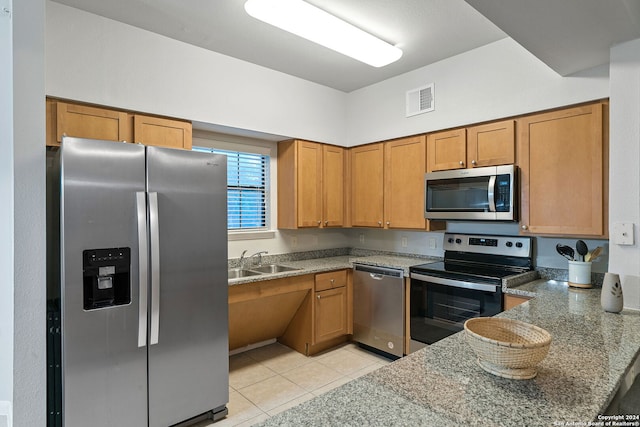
193,147 -> 269,230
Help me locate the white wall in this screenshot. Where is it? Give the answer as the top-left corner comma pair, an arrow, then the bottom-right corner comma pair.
609,38 -> 640,310
45,2 -> 348,146
346,38 -> 610,146
1,0 -> 46,426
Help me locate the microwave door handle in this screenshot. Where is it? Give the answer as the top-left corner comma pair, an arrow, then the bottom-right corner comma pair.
488,175 -> 497,212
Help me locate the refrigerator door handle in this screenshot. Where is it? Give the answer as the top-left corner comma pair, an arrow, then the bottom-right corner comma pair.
136,192 -> 148,348
149,191 -> 161,345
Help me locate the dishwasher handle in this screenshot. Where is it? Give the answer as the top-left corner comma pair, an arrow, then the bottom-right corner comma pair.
353,264 -> 404,278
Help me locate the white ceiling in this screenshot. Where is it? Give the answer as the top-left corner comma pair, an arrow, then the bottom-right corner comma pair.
50,0 -> 640,93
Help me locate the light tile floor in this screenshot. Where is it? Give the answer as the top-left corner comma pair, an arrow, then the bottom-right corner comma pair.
197,342 -> 392,427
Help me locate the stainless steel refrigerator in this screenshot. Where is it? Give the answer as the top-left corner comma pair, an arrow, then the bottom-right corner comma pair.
47,137 -> 229,427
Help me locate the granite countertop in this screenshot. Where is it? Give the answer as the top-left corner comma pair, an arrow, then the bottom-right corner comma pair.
258,279 -> 640,426
228,254 -> 439,286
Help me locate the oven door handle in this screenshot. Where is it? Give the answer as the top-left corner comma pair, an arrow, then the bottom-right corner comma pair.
410,273 -> 499,293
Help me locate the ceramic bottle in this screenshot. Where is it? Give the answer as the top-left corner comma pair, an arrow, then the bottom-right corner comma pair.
601,272 -> 623,313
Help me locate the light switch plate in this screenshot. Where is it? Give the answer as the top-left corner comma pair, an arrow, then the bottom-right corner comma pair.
613,222 -> 634,245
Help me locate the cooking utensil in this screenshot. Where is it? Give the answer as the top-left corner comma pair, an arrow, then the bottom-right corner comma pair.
576,240 -> 588,262
585,246 -> 603,262
556,244 -> 575,261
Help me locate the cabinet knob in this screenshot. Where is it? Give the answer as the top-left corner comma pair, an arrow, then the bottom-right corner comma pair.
317,220 -> 321,225
471,160 -> 477,166
459,160 -> 464,166
386,221 -> 390,225
330,279 -> 335,283
317,294 -> 321,299
378,221 -> 382,226
325,221 -> 329,226
521,225 -> 528,230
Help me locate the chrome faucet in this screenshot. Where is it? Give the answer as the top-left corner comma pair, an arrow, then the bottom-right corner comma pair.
238,249 -> 248,269
249,251 -> 268,267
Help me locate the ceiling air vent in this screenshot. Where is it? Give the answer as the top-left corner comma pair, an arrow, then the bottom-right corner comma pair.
406,83 -> 434,117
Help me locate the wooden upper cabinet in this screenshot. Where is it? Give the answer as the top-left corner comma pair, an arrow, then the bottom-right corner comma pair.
47,99 -> 193,150
384,136 -> 427,229
322,144 -> 345,227
518,102 -> 607,237
350,143 -> 384,227
466,119 -> 515,168
133,114 -> 192,150
427,128 -> 467,171
48,101 -> 132,146
277,140 -> 344,229
297,140 -> 323,227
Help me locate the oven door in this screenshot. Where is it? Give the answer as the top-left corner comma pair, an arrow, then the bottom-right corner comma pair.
409,274 -> 502,346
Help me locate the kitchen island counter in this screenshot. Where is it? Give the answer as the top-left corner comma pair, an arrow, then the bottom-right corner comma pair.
258,279 -> 640,426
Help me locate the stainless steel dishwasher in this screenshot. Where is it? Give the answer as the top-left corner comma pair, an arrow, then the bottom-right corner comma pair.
353,264 -> 405,358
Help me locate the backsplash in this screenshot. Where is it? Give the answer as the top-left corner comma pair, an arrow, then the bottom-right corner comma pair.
228,247 -> 605,287
228,247 -> 442,269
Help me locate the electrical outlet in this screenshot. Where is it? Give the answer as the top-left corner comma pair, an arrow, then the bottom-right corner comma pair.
359,234 -> 365,244
613,222 -> 634,245
401,237 -> 408,247
291,236 -> 298,247
429,238 -> 436,249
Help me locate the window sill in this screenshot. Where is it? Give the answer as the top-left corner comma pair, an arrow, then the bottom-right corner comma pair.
228,230 -> 276,241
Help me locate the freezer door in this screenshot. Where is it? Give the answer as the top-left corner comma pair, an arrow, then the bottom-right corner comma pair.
60,138 -> 147,427
146,146 -> 229,427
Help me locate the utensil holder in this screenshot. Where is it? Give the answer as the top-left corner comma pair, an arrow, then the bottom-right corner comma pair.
568,261 -> 592,288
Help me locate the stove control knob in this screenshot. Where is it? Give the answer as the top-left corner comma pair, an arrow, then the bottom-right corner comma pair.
455,238 -> 462,244
448,238 -> 454,244
506,241 -> 513,247
516,242 -> 523,248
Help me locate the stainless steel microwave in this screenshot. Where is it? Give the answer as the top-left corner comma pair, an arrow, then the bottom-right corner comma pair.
424,165 -> 517,221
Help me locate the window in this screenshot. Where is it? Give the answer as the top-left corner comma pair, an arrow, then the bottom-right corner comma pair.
193,147 -> 269,230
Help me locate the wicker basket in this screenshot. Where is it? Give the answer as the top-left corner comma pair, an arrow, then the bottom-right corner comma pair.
464,317 -> 552,380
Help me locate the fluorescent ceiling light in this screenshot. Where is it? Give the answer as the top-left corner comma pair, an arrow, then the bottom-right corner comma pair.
244,0 -> 403,68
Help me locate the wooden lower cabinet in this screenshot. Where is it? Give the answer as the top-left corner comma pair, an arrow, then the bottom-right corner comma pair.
503,294 -> 532,310
229,270 -> 352,356
314,287 -> 348,343
228,274 -> 314,351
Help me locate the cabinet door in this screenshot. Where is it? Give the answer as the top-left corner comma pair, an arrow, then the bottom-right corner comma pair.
314,287 -> 347,344
384,136 -> 427,229
54,102 -> 131,146
322,145 -> 345,227
297,141 -> 323,227
467,120 -> 515,167
519,103 -> 605,236
133,115 -> 192,150
427,128 -> 467,171
351,143 -> 384,227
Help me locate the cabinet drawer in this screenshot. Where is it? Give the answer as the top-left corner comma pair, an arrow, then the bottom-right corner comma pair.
315,270 -> 347,292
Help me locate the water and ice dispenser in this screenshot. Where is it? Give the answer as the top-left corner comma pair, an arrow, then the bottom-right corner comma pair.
83,247 -> 131,310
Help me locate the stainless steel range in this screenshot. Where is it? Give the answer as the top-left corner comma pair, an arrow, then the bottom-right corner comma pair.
409,233 -> 532,351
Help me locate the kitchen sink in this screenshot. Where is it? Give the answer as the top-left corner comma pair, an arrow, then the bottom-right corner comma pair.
227,268 -> 262,279
249,264 -> 301,274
